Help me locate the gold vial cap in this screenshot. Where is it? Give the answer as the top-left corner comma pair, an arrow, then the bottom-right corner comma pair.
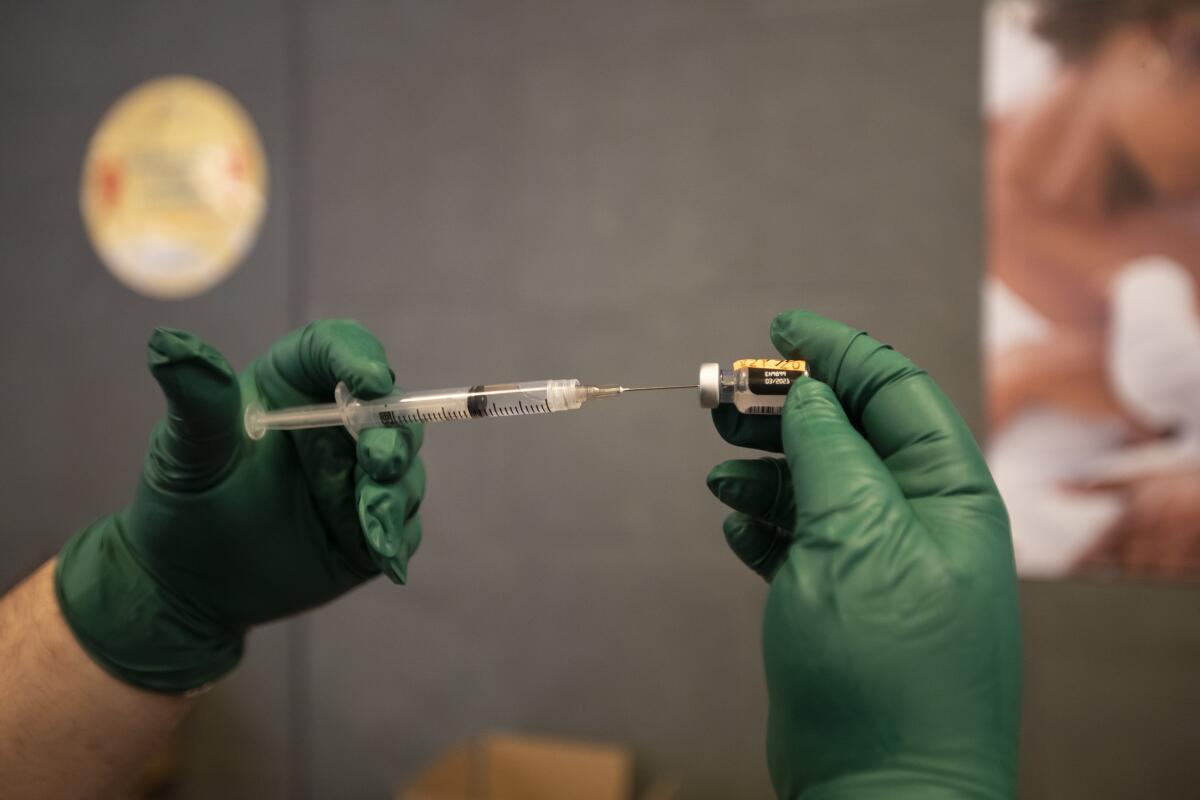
733,358 -> 808,373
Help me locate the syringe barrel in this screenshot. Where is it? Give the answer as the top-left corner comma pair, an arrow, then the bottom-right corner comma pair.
340,379 -> 584,435
246,379 -> 587,439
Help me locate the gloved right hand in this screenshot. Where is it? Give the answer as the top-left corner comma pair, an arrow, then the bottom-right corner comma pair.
706,311 -> 1020,799
56,320 -> 425,693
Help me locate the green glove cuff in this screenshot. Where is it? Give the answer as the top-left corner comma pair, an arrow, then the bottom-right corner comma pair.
796,767 -> 1013,800
55,512 -> 243,694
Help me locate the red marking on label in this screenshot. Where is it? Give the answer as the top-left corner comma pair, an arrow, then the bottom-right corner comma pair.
98,160 -> 121,208
227,147 -> 246,181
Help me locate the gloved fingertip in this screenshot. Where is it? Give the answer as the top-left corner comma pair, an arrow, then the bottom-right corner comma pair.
357,428 -> 408,481
770,310 -> 811,357
780,378 -> 847,447
357,476 -> 424,586
352,361 -> 395,399
706,461 -> 739,501
357,484 -> 399,553
148,327 -> 193,361
783,375 -> 831,410
371,360 -> 395,389
143,329 -> 242,489
378,551 -> 408,585
722,512 -> 787,580
721,510 -> 751,540
361,510 -> 401,558
382,516 -> 422,585
147,328 -> 235,382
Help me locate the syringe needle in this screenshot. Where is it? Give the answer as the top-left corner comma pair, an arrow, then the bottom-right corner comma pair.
620,385 -> 698,392
581,384 -> 697,401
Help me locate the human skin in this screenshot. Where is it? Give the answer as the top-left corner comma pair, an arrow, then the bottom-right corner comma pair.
0,561 -> 193,800
1074,467 -> 1200,577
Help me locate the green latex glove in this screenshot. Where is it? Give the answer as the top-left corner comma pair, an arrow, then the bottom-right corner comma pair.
56,321 -> 425,693
706,311 -> 1020,800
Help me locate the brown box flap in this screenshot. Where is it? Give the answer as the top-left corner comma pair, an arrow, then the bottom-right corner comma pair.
399,732 -> 631,800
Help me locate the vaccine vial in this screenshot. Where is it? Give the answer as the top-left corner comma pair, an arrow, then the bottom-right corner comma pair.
698,359 -> 809,414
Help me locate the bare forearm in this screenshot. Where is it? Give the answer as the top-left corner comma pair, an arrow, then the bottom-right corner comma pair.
0,560 -> 193,799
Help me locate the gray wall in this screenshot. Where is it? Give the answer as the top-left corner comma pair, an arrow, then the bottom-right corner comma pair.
1,2 -> 1196,798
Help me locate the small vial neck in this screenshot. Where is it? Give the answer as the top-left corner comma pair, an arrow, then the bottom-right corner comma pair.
719,370 -> 736,403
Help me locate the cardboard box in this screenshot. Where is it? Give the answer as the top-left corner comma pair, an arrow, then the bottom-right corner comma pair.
399,732 -> 633,800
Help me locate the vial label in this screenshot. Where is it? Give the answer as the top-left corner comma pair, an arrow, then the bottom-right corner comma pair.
743,405 -> 784,415
746,367 -> 799,394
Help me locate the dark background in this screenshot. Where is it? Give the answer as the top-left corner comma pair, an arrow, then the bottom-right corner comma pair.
1,1 -> 1197,797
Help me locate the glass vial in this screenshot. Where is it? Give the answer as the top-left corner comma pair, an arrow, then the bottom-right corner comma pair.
698,359 -> 809,414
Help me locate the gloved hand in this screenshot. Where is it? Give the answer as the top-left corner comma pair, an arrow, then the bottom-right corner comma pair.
56,321 -> 425,693
706,311 -> 1020,800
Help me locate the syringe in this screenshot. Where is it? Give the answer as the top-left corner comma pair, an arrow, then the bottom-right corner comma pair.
244,379 -> 696,440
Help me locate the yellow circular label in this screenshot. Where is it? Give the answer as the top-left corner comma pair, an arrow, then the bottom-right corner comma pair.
80,75 -> 267,299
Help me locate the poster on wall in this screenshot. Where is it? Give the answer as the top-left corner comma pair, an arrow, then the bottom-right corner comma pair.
80,75 -> 267,300
983,1 -> 1200,579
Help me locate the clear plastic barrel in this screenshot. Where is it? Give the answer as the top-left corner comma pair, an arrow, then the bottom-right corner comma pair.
340,379 -> 581,432
244,379 -> 595,440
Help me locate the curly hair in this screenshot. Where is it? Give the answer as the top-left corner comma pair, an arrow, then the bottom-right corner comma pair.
1032,0 -> 1200,60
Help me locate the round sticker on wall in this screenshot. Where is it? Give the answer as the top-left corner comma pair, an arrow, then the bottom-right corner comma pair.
80,75 -> 267,299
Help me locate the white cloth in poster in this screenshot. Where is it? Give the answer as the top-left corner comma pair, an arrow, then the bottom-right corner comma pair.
986,262 -> 1200,575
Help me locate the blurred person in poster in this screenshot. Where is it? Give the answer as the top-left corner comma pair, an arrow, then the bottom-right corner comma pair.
985,0 -> 1200,578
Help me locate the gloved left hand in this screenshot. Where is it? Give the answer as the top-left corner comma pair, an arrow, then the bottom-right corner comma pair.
56,320 -> 425,693
706,311 -> 1020,799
